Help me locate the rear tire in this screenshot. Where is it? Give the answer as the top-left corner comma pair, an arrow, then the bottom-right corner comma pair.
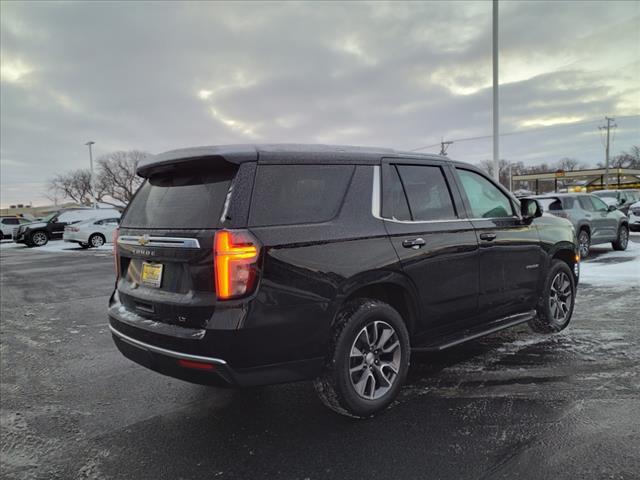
529,260 -> 576,333
313,298 -> 410,418
612,225 -> 629,251
578,229 -> 590,258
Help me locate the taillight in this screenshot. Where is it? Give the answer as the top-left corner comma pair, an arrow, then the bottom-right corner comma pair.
113,227 -> 120,279
214,229 -> 260,300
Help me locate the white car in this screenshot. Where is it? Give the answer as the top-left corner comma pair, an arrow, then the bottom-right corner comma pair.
63,216 -> 121,248
629,200 -> 640,232
1,217 -> 31,240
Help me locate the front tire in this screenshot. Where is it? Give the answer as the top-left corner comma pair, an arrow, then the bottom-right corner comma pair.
29,231 -> 49,247
313,298 -> 410,418
612,225 -> 629,251
529,260 -> 576,333
88,233 -> 105,248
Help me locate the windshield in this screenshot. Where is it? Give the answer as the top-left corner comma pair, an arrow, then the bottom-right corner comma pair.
594,191 -> 616,199
41,212 -> 58,222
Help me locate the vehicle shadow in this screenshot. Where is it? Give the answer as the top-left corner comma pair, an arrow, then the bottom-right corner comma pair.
94,327 -> 565,480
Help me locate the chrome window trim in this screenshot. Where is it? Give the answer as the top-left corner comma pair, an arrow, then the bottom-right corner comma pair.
118,235 -> 201,248
372,164 -> 467,225
467,216 -> 521,222
384,218 -> 468,225
109,325 -> 227,365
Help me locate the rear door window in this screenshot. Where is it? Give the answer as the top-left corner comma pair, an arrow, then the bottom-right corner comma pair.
249,164 -> 354,227
121,165 -> 238,229
395,165 -> 457,221
381,165 -> 411,221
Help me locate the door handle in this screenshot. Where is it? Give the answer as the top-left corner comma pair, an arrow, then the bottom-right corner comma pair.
479,232 -> 497,241
402,238 -> 426,249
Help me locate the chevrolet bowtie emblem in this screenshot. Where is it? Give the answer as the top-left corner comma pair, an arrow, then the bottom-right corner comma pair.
138,235 -> 150,246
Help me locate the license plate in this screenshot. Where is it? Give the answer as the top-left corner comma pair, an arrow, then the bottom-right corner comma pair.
141,262 -> 163,288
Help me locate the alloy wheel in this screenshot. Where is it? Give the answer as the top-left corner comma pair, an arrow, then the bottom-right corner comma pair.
349,320 -> 401,400
549,271 -> 573,324
91,235 -> 105,247
619,227 -> 628,249
578,231 -> 590,257
32,232 -> 48,246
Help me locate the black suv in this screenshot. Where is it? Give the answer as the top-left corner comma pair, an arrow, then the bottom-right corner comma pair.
109,144 -> 579,418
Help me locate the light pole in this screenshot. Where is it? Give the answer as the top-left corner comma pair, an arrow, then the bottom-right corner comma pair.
492,0 -> 500,182
85,141 -> 96,208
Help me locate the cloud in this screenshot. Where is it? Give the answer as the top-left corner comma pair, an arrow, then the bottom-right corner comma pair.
1,0 -> 638,207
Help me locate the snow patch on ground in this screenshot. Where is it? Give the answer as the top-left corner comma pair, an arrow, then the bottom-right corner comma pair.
580,234 -> 640,287
0,240 -> 112,253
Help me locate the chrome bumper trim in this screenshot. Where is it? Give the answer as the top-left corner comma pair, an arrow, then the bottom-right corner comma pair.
117,235 -> 201,248
109,325 -> 227,365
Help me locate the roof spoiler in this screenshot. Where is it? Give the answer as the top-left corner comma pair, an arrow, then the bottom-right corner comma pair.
136,145 -> 258,178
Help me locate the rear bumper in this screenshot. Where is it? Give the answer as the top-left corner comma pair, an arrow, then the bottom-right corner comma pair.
108,302 -> 324,388
63,232 -> 87,243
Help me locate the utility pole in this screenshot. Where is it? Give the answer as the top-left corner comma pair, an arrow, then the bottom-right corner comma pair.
598,117 -> 616,189
85,141 -> 96,208
440,139 -> 453,156
492,0 -> 500,182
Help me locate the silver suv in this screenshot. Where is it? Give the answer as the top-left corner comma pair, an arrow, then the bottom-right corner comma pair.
593,189 -> 640,216
529,193 -> 629,257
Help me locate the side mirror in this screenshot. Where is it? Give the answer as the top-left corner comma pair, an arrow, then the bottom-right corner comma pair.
608,204 -> 617,212
619,198 -> 626,205
521,198 -> 542,222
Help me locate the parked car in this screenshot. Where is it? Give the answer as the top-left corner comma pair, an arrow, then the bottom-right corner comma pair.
628,200 -> 640,232
0,216 -> 31,240
528,193 -> 629,257
109,144 -> 579,418
13,208 -> 121,247
592,189 -> 640,216
63,216 -> 121,248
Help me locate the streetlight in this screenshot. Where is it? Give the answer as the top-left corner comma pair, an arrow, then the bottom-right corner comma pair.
85,141 -> 96,208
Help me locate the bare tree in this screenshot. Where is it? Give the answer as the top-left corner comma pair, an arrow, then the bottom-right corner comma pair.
48,150 -> 148,207
556,157 -> 585,171
477,159 -> 525,188
97,150 -> 147,205
597,145 -> 640,169
48,169 -> 106,206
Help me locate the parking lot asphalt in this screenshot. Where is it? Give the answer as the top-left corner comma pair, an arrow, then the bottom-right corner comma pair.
1,239 -> 639,480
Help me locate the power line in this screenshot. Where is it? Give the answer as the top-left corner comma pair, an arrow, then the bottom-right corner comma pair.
409,114 -> 640,152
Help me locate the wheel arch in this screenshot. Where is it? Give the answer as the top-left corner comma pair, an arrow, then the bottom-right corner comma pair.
332,272 -> 420,336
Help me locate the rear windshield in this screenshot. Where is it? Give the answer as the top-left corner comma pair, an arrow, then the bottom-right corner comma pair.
535,197 -> 563,211
121,166 -> 237,229
249,164 -> 354,227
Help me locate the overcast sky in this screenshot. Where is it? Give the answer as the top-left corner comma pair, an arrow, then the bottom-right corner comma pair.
1,0 -> 639,207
